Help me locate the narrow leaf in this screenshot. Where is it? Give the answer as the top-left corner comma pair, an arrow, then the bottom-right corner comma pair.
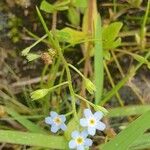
0,130 -> 68,149
102,110 -> 150,150
94,14 -> 103,104
40,1 -> 55,13
107,105 -> 150,117
6,108 -> 45,133
130,133 -> 150,150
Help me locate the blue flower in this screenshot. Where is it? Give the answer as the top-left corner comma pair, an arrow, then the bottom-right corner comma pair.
45,111 -> 67,133
80,109 -> 106,136
69,130 -> 92,150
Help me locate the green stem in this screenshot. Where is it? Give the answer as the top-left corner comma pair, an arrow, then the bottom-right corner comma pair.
75,94 -> 96,108
103,61 -> 124,106
140,1 -> 150,47
68,64 -> 85,79
40,64 -> 48,87
48,81 -> 68,92
75,94 -> 108,114
55,42 -> 78,121
65,111 -> 74,117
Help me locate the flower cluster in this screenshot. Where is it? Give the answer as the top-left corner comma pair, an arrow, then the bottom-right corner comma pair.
45,109 -> 106,150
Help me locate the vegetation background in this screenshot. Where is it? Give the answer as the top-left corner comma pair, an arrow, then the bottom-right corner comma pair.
0,0 -> 150,150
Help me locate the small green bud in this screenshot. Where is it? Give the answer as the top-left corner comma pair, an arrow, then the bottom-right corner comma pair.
94,105 -> 108,115
26,53 -> 40,62
84,78 -> 96,94
31,89 -> 50,100
22,47 -> 31,56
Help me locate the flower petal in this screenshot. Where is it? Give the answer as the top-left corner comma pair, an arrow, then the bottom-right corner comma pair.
96,121 -> 106,131
88,127 -> 96,136
94,111 -> 103,120
60,115 -> 66,122
50,111 -> 58,118
51,125 -> 59,133
77,144 -> 84,150
84,109 -> 93,118
60,123 -> 67,131
71,130 -> 79,139
84,138 -> 93,147
81,130 -> 88,138
45,117 -> 53,125
80,118 -> 88,127
69,140 -> 76,149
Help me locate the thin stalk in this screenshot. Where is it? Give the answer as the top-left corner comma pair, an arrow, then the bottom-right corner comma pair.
140,0 -> 150,47
68,64 -> 85,79
40,64 -> 48,87
111,51 -> 125,77
47,81 -> 68,92
55,42 -> 78,121
103,61 -> 124,106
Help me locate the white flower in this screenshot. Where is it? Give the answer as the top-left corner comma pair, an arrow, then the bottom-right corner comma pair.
80,109 -> 106,136
69,130 -> 92,150
45,111 -> 67,133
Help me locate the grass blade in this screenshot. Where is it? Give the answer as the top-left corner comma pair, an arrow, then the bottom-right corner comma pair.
94,14 -> 103,104
107,105 -> 150,117
130,133 -> 150,150
0,130 -> 68,149
6,108 -> 45,133
102,110 -> 150,150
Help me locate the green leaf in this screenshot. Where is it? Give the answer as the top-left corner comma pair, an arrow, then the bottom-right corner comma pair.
111,38 -> 121,49
56,6 -> 69,11
55,0 -> 70,8
68,7 -> 80,26
102,110 -> 150,150
74,0 -> 87,8
40,0 -> 69,13
102,22 -> 123,50
107,105 -> 150,117
57,27 -> 86,44
31,89 -> 50,100
40,1 -> 55,13
6,108 -> 45,133
94,14 -> 103,104
0,130 -> 68,149
102,22 -> 123,43
100,133 -> 150,150
130,133 -> 150,150
26,53 -> 40,62
103,50 -> 111,60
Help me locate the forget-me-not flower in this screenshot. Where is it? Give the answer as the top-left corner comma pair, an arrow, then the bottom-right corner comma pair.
69,130 -> 92,150
80,109 -> 106,136
45,111 -> 67,133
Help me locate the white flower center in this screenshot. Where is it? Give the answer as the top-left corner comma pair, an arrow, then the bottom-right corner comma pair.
53,117 -> 62,125
75,136 -> 84,145
88,118 -> 96,127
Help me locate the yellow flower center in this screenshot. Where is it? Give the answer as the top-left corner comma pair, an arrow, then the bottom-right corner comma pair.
53,117 -> 62,125
76,137 -> 84,145
89,118 -> 96,126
